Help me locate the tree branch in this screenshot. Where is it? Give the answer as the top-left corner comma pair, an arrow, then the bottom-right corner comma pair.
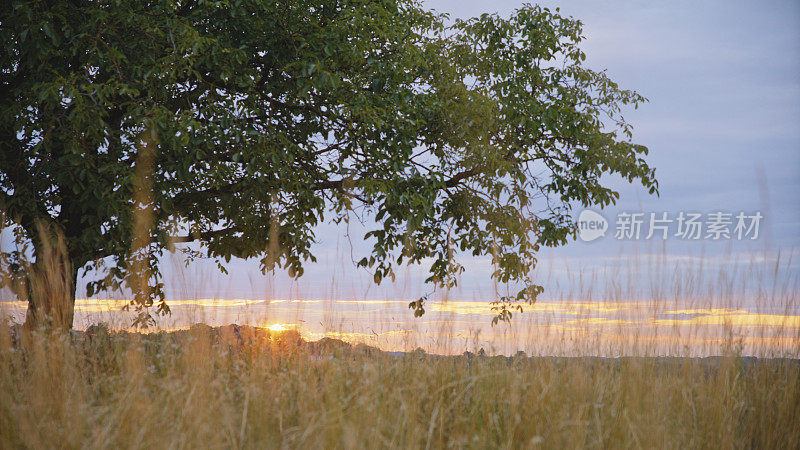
170,227 -> 239,244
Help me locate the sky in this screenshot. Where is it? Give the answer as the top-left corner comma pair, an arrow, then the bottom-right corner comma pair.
2,1 -> 799,353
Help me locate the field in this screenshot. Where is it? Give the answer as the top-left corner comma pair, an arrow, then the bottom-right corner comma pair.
1,322 -> 798,449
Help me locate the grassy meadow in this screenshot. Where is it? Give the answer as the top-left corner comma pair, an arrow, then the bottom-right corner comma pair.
0,321 -> 798,449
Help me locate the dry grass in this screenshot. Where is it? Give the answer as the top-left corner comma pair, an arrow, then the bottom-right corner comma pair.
0,321 -> 798,449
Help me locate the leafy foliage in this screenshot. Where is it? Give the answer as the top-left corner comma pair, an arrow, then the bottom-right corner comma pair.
0,0 -> 656,326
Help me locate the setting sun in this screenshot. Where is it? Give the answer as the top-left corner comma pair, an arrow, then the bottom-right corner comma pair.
264,323 -> 293,333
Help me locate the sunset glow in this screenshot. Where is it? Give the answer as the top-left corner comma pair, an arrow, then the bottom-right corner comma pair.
264,323 -> 293,333
2,296 -> 797,357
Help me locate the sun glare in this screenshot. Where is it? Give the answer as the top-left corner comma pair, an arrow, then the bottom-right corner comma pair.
265,323 -> 293,332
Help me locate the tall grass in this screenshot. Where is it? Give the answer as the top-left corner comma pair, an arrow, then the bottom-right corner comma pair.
0,320 -> 798,448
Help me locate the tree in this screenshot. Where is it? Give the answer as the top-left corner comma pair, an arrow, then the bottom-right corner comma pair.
0,0 -> 657,329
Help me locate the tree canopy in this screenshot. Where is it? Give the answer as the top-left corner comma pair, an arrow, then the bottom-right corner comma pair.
0,0 -> 657,328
